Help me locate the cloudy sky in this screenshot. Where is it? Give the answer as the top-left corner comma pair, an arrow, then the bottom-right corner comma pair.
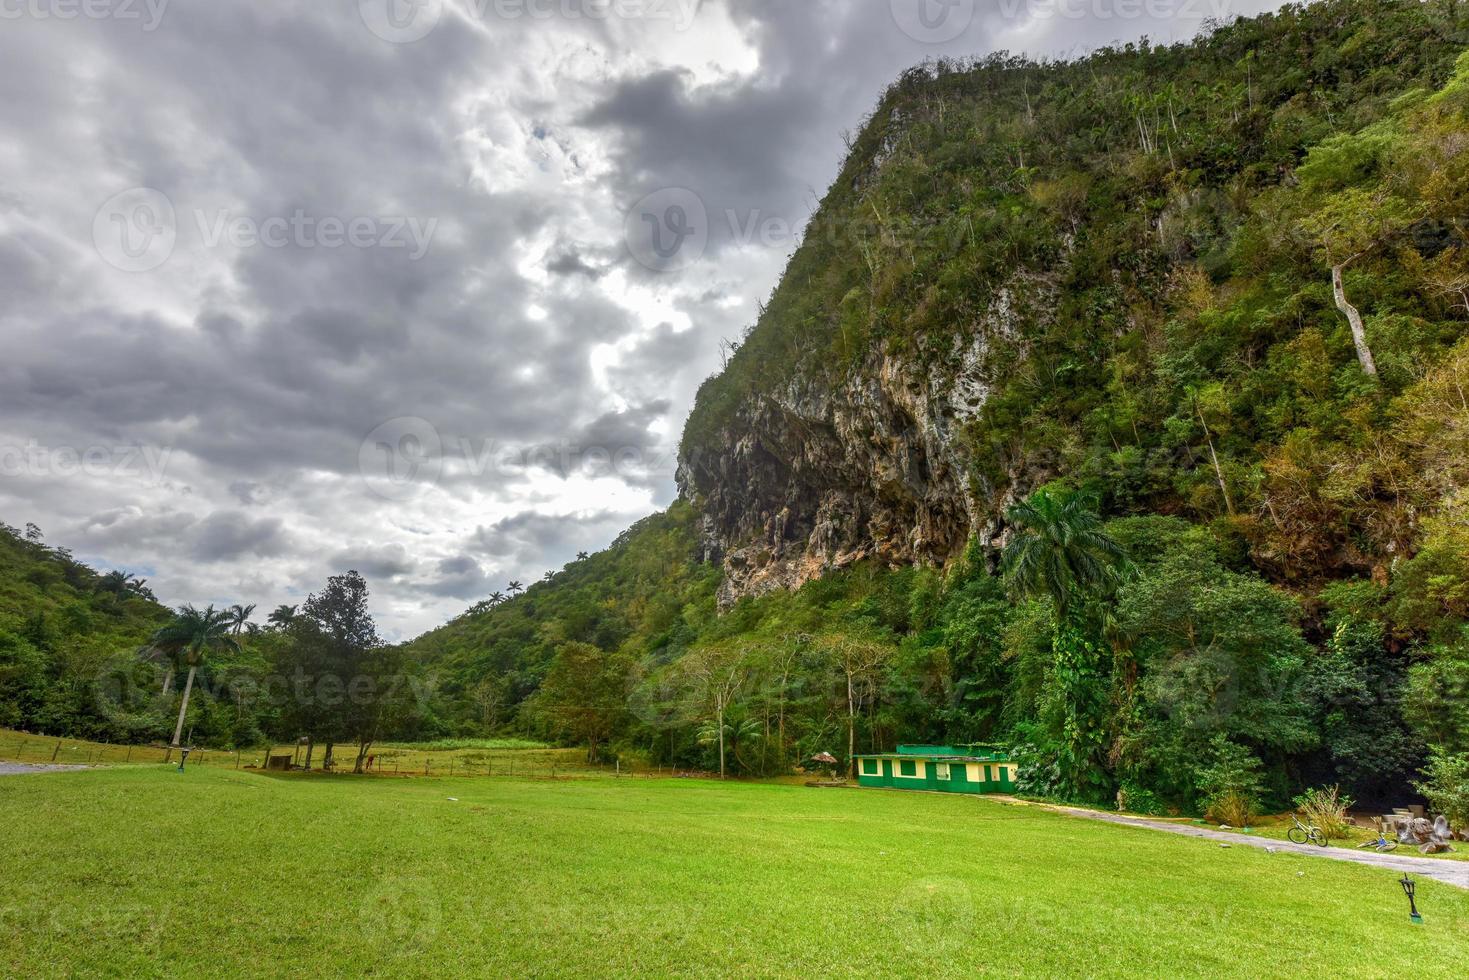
0,0 -> 1273,638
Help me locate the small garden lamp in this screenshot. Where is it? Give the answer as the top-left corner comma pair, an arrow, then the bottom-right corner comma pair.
1399,874 -> 1422,925
176,745 -> 192,773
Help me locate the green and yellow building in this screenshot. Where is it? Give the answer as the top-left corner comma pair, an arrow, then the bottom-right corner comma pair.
853,745 -> 1018,794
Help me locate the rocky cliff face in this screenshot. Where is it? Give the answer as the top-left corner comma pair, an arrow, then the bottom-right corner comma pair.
678,275 -> 1058,606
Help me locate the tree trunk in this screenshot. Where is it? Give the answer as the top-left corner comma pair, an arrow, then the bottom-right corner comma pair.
354,740 -> 372,774
303,738 -> 314,771
847,672 -> 856,779
1333,264 -> 1379,378
322,743 -> 335,771
1193,396 -> 1235,516
161,668 -> 174,697
170,666 -> 197,748
717,706 -> 726,779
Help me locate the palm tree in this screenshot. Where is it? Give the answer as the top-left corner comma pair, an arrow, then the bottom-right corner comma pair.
227,603 -> 257,636
507,581 -> 524,595
576,551 -> 589,561
141,640 -> 182,697
487,591 -> 506,607
148,605 -> 242,753
267,604 -> 298,629
97,569 -> 131,596
1002,488 -> 1127,622
1003,489 -> 1128,802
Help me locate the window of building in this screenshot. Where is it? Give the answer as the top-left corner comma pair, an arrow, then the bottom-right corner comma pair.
862,759 -> 878,775
899,759 -> 917,777
935,763 -> 950,781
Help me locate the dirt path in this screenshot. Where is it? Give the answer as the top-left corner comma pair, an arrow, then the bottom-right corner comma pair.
0,762 -> 90,776
996,797 -> 1469,890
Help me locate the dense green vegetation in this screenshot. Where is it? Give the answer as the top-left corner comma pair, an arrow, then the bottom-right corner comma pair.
0,522 -> 170,736
0,525 -> 437,768
7,2 -> 1469,821
401,0 -> 1469,815
2,767 -> 1465,977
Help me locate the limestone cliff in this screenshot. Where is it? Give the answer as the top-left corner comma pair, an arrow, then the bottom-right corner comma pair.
677,275 -> 1058,606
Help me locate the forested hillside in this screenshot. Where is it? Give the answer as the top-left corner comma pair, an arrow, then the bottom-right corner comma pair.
408,0 -> 1469,815
0,522 -> 170,734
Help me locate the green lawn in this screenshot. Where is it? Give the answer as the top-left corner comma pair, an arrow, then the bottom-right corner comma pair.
2,769 -> 1465,978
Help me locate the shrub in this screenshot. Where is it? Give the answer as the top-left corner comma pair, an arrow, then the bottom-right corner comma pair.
1294,785 -> 1355,839
1196,736 -> 1266,827
1116,782 -> 1164,816
1417,753 -> 1469,829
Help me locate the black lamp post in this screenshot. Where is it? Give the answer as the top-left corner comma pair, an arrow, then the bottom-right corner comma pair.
1400,875 -> 1423,925
176,745 -> 192,773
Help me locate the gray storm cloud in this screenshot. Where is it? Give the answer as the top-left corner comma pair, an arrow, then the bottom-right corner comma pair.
0,0 -> 1274,637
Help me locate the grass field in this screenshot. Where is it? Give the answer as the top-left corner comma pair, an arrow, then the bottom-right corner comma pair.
2,768 -> 1466,977
0,728 -> 599,779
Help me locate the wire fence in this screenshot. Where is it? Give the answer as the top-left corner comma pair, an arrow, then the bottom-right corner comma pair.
0,730 -> 685,781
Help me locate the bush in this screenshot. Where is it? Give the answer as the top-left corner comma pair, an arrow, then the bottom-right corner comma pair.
1196,736 -> 1266,827
1417,753 -> 1469,829
1116,782 -> 1164,816
1294,785 -> 1355,839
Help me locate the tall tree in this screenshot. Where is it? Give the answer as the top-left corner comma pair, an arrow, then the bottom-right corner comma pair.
266,605 -> 298,629
148,605 -> 241,755
532,642 -> 631,763
816,631 -> 893,778
1004,489 -> 1127,801
227,603 -> 257,636
673,643 -> 751,778
1003,488 -> 1127,621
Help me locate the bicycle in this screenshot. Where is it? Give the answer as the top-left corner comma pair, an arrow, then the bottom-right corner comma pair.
1357,831 -> 1398,853
1287,813 -> 1330,847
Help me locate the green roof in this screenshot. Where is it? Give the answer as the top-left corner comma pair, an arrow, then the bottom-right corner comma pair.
853,744 -> 1012,762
